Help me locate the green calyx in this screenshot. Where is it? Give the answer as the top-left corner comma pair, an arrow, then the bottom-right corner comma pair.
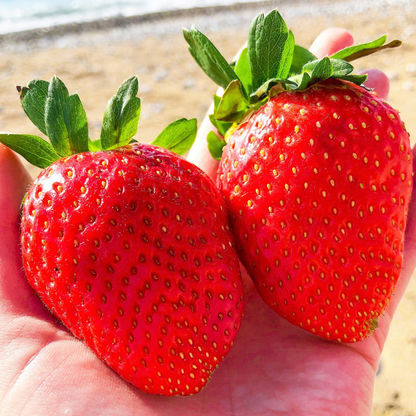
183,9 -> 401,159
0,76 -> 197,169
366,317 -> 379,334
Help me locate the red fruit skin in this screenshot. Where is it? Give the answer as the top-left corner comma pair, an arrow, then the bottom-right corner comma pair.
21,143 -> 244,396
217,79 -> 412,343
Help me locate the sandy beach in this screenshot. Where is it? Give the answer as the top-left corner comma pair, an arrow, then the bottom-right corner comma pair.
1,0 -> 416,414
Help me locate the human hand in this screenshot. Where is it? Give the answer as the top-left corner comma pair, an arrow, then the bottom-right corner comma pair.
0,29 -> 414,416
186,27 -> 416,415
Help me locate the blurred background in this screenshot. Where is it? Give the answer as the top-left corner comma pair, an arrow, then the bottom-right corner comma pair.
0,0 -> 415,414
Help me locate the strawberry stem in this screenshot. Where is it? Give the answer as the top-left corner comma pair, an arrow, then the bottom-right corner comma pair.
0,76 -> 197,169
100,76 -> 141,150
183,7 -> 402,158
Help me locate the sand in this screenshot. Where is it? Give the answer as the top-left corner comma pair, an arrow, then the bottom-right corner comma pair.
1,0 -> 416,413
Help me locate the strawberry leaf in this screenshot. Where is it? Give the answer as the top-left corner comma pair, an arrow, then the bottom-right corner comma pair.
331,59 -> 354,77
183,27 -> 244,93
45,76 -> 89,156
216,80 -> 248,122
151,118 -> 197,155
64,94 -> 89,154
306,57 -> 334,81
209,94 -> 233,138
235,48 -> 252,94
331,35 -> 401,62
341,74 -> 368,85
45,76 -> 71,157
88,139 -> 102,152
0,133 -> 60,168
207,131 -> 226,161
18,80 -> 49,135
287,57 -> 334,89
119,96 -> 141,146
289,72 -> 311,90
282,31 -> 295,77
288,57 -> 368,90
100,76 -> 141,150
251,78 -> 297,102
289,45 -> 317,75
248,9 -> 294,92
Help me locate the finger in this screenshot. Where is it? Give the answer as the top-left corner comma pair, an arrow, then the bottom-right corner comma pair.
0,146 -> 48,319
363,143 -> 416,356
309,27 -> 354,58
187,101 -> 219,181
359,68 -> 390,100
384,144 -> 416,317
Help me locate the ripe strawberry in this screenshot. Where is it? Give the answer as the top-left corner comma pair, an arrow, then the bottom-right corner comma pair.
184,10 -> 412,342
1,76 -> 244,395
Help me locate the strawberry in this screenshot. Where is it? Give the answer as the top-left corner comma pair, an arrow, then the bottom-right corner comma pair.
184,10 -> 412,342
0,76 -> 244,395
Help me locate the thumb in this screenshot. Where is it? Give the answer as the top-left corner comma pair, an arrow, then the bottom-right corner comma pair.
0,146 -> 48,319
309,27 -> 354,58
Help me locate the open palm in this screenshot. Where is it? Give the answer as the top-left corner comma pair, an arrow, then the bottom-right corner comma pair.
1,30 -> 414,416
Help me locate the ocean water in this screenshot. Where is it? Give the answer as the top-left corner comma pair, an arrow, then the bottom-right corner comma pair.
0,0 -> 257,34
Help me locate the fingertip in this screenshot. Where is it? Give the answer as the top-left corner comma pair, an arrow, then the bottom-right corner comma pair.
359,68 -> 390,100
0,147 -> 52,321
187,103 -> 220,181
187,128 -> 220,181
309,28 -> 354,58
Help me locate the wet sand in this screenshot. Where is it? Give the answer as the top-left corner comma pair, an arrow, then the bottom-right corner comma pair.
0,1 -> 416,414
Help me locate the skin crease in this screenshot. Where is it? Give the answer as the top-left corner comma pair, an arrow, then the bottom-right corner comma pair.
0,29 -> 415,416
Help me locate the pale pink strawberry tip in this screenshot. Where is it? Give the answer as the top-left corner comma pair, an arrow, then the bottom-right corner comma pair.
21,143 -> 244,395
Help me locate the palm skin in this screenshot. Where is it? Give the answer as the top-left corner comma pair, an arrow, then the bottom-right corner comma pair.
0,30 -> 414,416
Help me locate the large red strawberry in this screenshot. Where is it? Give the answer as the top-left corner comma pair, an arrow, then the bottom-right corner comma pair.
184,10 -> 412,342
0,76 -> 244,395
